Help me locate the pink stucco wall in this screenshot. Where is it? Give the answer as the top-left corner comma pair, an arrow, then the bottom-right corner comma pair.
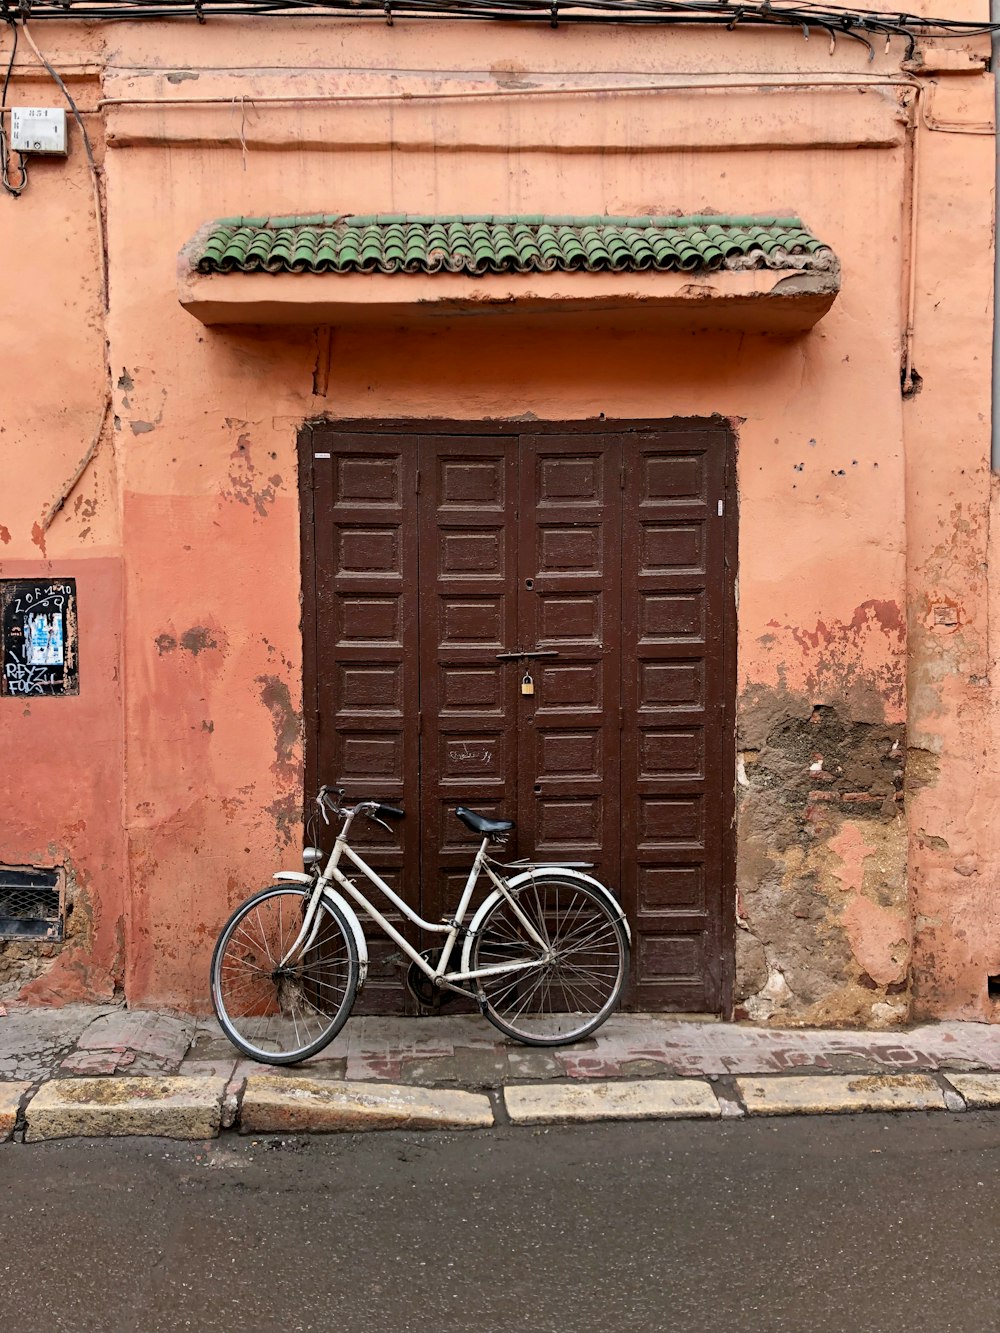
0,11 -> 994,1022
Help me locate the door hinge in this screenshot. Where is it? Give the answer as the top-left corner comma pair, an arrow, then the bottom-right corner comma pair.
415,469 -> 421,494
620,464 -> 626,490
717,499 -> 724,517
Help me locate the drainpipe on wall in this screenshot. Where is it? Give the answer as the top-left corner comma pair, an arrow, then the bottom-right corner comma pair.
993,0 -> 1000,470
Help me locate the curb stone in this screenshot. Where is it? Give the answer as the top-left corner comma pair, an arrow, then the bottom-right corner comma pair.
504,1079 -> 721,1125
24,1077 -> 227,1141
6,1068 -> 1000,1140
735,1073 -> 946,1117
241,1076 -> 494,1134
943,1073 -> 1000,1107
1,1082 -> 30,1141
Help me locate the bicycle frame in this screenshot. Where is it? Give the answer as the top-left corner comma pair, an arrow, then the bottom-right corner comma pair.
280,805 -> 551,991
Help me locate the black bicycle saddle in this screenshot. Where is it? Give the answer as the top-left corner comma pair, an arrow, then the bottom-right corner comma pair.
454,806 -> 515,837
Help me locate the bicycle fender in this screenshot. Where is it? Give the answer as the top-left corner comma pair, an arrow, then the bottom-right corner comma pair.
271,872 -> 370,991
460,867 -> 631,974
321,887 -> 369,991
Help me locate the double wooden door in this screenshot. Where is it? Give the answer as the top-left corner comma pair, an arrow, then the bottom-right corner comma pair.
303,422 -> 734,1014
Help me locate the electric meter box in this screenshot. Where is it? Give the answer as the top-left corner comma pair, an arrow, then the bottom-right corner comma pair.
10,107 -> 67,155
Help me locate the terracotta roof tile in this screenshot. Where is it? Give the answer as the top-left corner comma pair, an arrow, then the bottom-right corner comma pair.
192,213 -> 835,277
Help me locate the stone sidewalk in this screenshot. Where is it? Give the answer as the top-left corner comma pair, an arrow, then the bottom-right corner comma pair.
3,1002 -> 1000,1140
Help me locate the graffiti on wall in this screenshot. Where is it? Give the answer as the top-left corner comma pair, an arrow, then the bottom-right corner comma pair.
0,579 -> 79,697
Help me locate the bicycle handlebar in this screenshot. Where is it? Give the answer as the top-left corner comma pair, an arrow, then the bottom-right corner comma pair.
317,786 -> 405,826
373,802 -> 406,821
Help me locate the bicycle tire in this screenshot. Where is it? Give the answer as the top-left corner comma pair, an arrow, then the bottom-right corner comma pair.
469,874 -> 629,1046
210,885 -> 359,1065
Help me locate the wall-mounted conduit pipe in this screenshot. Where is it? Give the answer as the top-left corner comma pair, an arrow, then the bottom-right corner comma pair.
992,0 -> 1000,471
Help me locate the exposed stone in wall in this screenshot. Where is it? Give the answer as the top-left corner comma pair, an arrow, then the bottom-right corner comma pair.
0,938 -> 49,997
1,863 -> 116,1003
736,686 -> 908,1027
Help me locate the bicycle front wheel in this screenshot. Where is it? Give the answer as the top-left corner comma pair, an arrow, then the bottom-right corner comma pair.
470,875 -> 629,1046
210,886 -> 359,1064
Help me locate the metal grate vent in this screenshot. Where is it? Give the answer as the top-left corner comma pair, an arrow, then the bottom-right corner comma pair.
0,866 -> 64,941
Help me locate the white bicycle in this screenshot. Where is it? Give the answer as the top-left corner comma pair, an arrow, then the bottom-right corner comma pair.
210,786 -> 631,1064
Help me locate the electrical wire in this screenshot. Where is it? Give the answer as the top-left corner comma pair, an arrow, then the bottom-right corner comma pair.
12,19 -> 114,539
0,0 -> 998,58
0,19 -> 27,197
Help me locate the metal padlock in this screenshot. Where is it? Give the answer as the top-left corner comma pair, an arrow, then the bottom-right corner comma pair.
521,672 -> 534,697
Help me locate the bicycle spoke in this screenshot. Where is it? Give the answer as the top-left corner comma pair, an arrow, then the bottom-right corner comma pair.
483,963 -> 546,1009
554,964 -> 606,1009
508,965 -> 552,1023
251,904 -> 278,967
230,920 -> 270,959
220,972 -> 272,1009
530,880 -> 550,948
552,915 -> 620,953
220,962 -> 274,995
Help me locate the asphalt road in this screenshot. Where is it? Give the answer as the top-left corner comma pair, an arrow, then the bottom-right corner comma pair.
3,1111 -> 1000,1333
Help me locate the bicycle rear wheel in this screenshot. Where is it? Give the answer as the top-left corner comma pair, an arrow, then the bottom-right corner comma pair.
470,875 -> 629,1046
210,885 -> 359,1064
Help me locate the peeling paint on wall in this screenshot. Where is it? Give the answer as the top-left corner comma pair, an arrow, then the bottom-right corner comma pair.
754,601 -> 906,724
223,433 -> 284,518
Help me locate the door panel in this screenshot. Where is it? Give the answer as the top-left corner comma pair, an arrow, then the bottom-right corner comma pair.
311,435 -> 421,1012
516,434 -> 621,889
417,436 -> 520,927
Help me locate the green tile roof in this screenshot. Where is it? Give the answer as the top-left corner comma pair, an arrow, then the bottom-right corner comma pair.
192,214 -> 835,277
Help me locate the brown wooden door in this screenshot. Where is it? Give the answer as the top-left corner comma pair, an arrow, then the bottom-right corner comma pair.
304,421 -> 733,1015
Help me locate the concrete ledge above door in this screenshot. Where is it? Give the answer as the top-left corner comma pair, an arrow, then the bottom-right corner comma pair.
178,266 -> 839,333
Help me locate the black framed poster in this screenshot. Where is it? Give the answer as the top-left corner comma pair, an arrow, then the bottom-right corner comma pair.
1,579 -> 79,697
